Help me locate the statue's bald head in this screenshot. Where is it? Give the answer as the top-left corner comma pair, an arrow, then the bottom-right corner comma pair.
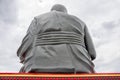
51,4 -> 67,13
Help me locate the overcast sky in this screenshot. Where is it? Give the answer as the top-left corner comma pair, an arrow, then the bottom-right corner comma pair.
0,0 -> 120,73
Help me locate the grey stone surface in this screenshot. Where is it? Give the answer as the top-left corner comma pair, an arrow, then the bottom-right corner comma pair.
17,4 -> 96,73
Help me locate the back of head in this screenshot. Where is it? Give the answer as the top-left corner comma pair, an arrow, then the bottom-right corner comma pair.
51,4 -> 67,13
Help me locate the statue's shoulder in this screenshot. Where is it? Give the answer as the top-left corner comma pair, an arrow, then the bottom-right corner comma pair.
35,12 -> 52,19
69,14 -> 86,26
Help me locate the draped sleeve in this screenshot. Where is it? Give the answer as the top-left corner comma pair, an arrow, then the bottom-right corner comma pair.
84,25 -> 96,60
17,18 -> 37,63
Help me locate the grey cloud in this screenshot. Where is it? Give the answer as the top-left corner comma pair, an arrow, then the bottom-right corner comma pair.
0,29 -> 22,72
0,0 -> 20,72
102,21 -> 116,30
101,20 -> 120,40
0,0 -> 18,23
93,19 -> 120,72
92,19 -> 120,48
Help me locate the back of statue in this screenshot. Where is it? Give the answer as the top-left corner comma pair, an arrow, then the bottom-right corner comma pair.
17,4 -> 96,73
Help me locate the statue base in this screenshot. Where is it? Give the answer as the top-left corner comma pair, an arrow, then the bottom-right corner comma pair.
0,73 -> 120,80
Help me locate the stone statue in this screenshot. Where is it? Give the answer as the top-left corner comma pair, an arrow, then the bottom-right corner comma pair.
17,4 -> 96,73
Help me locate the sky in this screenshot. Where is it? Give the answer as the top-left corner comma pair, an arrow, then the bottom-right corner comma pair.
0,0 -> 120,73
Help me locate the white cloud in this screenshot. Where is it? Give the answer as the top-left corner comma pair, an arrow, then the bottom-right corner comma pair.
93,19 -> 120,72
